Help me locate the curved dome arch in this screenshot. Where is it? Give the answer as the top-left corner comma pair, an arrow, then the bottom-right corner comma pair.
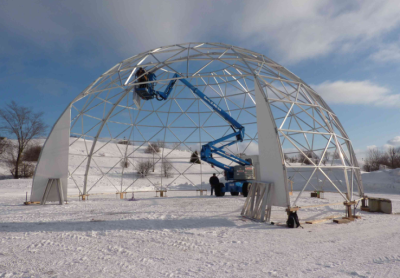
31,42 -> 363,206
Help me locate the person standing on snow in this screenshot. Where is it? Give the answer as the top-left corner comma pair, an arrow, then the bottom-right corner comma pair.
209,173 -> 219,196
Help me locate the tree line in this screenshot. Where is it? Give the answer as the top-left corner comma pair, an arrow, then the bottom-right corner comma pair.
363,147 -> 400,172
285,150 -> 341,165
284,147 -> 400,173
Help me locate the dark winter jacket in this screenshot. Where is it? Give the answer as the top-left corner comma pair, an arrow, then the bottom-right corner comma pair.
209,176 -> 219,186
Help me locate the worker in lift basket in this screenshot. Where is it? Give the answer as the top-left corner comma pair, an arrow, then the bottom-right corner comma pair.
135,67 -> 148,88
209,173 -> 219,196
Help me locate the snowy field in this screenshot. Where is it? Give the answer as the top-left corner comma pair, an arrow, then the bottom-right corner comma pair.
1,179 -> 400,277
1,139 -> 400,277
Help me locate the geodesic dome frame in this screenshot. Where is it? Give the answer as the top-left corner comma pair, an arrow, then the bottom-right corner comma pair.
31,42 -> 363,206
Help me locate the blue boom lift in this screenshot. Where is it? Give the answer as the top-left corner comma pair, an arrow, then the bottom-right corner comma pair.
134,71 -> 255,197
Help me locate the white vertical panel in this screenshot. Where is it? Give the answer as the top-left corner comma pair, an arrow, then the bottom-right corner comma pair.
30,107 -> 71,202
254,82 -> 289,207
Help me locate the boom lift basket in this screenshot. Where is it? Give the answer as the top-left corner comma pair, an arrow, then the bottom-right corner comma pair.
134,84 -> 155,100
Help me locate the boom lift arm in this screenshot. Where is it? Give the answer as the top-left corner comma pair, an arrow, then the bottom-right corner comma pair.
134,72 -> 252,178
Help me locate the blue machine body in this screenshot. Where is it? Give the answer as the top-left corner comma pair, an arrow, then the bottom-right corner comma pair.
223,181 -> 245,193
134,72 -> 253,193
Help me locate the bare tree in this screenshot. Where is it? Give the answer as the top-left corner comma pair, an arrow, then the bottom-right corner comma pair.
333,151 -> 341,159
363,148 -> 383,172
156,139 -> 165,148
120,157 -> 130,168
23,144 -> 42,162
386,146 -> 400,169
0,138 -> 10,157
395,147 -> 400,169
322,151 -> 331,165
137,160 -> 152,177
284,154 -> 293,164
298,150 -> 317,165
5,142 -> 35,177
162,159 -> 173,178
144,143 -> 160,154
283,153 -> 289,161
286,155 -> 298,163
0,102 -> 47,179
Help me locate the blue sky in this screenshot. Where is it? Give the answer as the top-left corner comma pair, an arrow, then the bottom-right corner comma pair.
1,0 -> 400,158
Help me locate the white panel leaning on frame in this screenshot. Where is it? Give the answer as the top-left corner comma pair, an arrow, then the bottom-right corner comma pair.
31,107 -> 70,203
254,79 -> 290,208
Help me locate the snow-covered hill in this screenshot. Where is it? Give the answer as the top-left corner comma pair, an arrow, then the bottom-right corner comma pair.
1,138 -> 230,195
361,168 -> 400,194
1,138 -> 400,196
67,138 -> 228,195
1,139 -> 400,277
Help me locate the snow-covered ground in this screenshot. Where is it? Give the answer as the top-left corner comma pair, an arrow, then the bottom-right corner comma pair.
1,183 -> 400,278
1,139 -> 400,277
